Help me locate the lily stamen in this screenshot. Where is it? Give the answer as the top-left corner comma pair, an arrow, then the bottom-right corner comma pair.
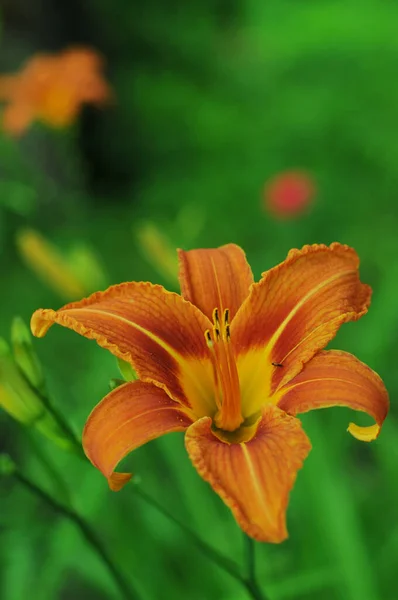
207,307 -> 243,432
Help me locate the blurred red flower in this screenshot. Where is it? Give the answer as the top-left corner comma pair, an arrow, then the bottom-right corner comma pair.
0,47 -> 112,136
264,170 -> 316,218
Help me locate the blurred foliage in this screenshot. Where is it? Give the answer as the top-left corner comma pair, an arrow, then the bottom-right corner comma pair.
1,0 -> 398,599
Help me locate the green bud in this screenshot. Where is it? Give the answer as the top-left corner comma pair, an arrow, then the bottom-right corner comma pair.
0,337 -> 74,451
0,338 -> 9,358
0,337 -> 42,424
135,221 -> 179,286
11,316 -> 45,391
109,378 -> 126,391
16,228 -> 86,301
176,202 -> 206,242
67,243 -> 108,293
117,357 -> 138,382
0,454 -> 16,477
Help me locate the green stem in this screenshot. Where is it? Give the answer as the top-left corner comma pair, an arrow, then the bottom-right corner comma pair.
14,469 -> 141,600
133,486 -> 244,584
25,429 -> 73,506
245,533 -> 256,582
243,536 -> 269,600
133,487 -> 270,600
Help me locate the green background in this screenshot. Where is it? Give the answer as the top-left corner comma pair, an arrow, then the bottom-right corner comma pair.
1,1 -> 397,598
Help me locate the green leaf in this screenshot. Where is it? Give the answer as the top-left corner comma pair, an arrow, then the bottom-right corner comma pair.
117,358 -> 137,382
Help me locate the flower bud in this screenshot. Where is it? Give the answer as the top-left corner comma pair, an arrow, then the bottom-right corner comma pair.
0,337 -> 74,451
109,378 -> 125,391
67,243 -> 107,293
16,229 -> 86,301
0,454 -> 16,477
11,316 -> 45,391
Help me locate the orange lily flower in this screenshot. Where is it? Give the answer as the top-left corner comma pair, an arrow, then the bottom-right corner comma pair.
30,243 -> 389,542
0,47 -> 111,135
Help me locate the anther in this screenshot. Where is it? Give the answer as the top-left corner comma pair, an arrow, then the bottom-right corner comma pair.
224,308 -> 230,325
226,324 -> 231,341
205,330 -> 213,347
272,362 -> 283,368
213,308 -> 220,325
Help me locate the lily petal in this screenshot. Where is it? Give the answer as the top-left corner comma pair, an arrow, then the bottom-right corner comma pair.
83,380 -> 193,490
178,244 -> 254,320
232,243 -> 371,417
31,282 -> 215,417
185,405 -> 311,542
277,350 -> 389,442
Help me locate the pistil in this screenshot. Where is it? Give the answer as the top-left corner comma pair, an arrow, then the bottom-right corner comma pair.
205,308 -> 243,432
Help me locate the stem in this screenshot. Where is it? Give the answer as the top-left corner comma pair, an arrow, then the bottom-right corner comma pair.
14,469 -> 141,600
133,486 -> 245,585
25,429 -> 73,506
243,536 -> 269,600
245,533 -> 256,582
244,579 -> 269,600
134,488 -> 271,600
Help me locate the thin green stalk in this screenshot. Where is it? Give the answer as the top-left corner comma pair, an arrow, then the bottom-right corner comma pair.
133,486 -> 244,583
14,469 -> 141,600
25,429 -> 72,506
133,487 -> 270,600
245,533 -> 256,582
243,536 -> 269,600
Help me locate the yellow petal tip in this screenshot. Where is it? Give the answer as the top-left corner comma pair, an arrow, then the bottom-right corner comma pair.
30,310 -> 54,338
347,422 -> 380,442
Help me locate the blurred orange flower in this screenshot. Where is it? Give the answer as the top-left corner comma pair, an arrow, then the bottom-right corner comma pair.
0,47 -> 111,135
264,170 -> 315,218
31,243 -> 388,542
